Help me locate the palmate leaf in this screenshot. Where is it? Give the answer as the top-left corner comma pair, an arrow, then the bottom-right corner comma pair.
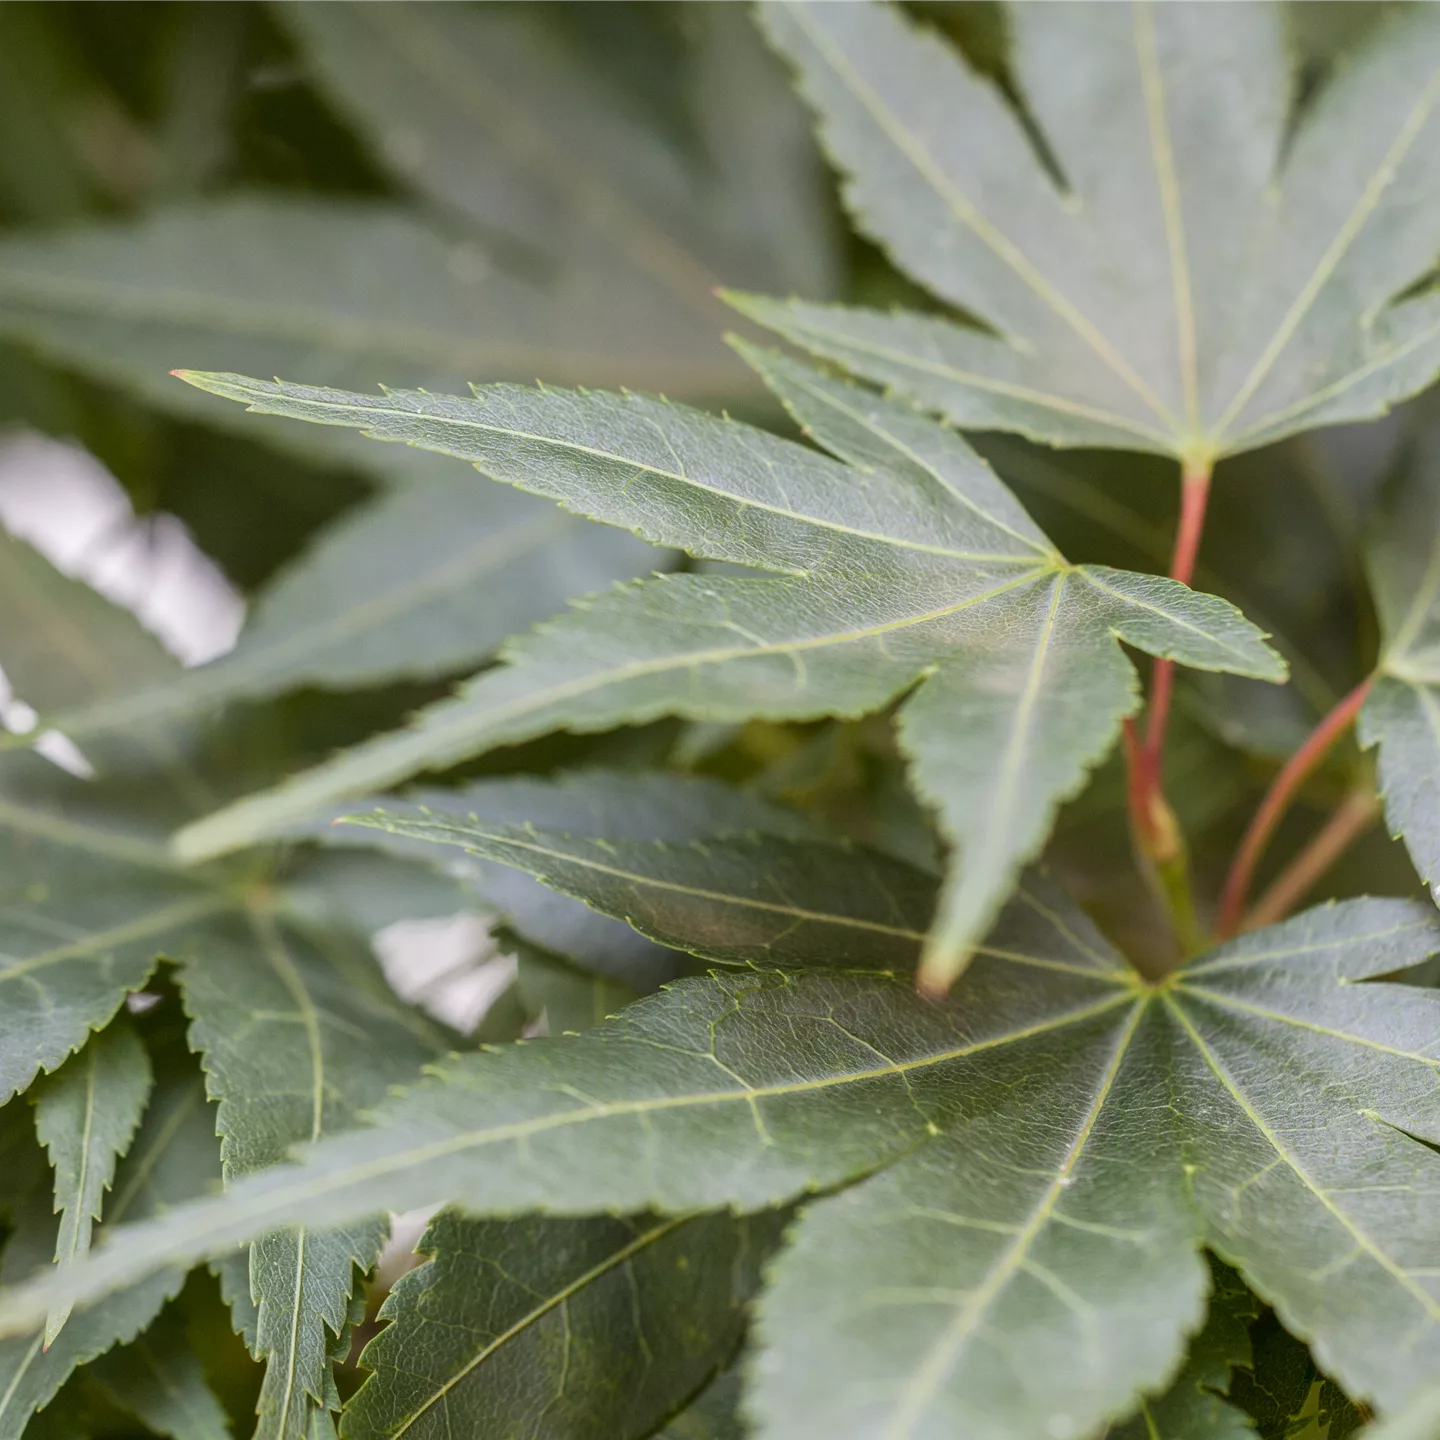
181,902 -> 449,1440
343,1209 -> 780,1440
738,1 -> 1440,461
167,351 -> 1282,988
31,1018 -> 154,1345
15,884 -> 1440,1435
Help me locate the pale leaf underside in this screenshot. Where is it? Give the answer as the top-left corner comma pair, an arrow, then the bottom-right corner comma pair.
740,0 -> 1440,461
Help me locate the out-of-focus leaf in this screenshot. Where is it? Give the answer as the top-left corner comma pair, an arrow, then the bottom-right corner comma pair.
15,470 -> 659,765
1359,434 -> 1440,897
87,1302 -> 232,1440
1105,1260 -> 1258,1438
652,1369 -> 746,1440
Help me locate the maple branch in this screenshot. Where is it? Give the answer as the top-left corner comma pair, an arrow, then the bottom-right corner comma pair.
1143,458 -> 1212,766
1214,674 -> 1376,940
1242,786 -> 1381,933
1124,458 -> 1212,959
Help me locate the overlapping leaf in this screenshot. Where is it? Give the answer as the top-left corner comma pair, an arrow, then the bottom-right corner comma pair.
0,3 -> 836,463
344,1208 -> 780,1440
1359,443 -> 1440,898
314,769 -> 820,990
182,902 -> 448,1440
0,476 -> 657,778
0,1035 -> 221,1440
343,800 -> 931,975
31,1018 -> 153,1343
1103,1261 -> 1257,1439
10,879 -> 1440,1439
87,1303 -> 233,1440
738,0 -> 1440,461
0,531 -> 467,1438
167,349 -> 1282,986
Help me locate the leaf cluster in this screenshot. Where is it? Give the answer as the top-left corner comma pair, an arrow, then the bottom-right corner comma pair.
6,4 -> 1440,1440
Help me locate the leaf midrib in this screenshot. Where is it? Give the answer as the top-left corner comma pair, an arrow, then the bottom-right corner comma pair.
29,988 -> 1137,1310
784,2 -> 1178,432
1165,994 -> 1440,1321
203,376 -> 1045,565
878,996 -> 1148,1440
389,1215 -> 693,1437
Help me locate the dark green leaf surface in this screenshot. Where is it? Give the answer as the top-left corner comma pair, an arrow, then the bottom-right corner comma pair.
0,531 -> 468,1434
345,808 -> 937,974
32,1018 -> 154,1344
0,769 -> 223,1106
18,894 -> 1440,1437
313,769 -> 820,989
15,475 -> 657,765
651,1370 -> 745,1440
181,902 -> 446,1440
342,1208 -> 778,1440
168,354 -> 1281,986
1360,442 -> 1440,900
1105,1261 -> 1258,1439
88,1302 -> 233,1440
0,1033 -> 222,1440
743,1 -> 1440,460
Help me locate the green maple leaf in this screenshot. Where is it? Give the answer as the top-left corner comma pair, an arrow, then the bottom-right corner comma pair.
310,768 -> 821,990
343,1209 -> 780,1440
9,858 -> 1440,1438
734,0 -> 1440,463
31,1019 -> 153,1345
0,1032 -> 220,1440
0,529 -> 462,1440
165,347 -> 1282,988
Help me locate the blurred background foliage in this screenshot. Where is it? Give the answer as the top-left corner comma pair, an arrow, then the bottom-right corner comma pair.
0,3 -> 1424,1434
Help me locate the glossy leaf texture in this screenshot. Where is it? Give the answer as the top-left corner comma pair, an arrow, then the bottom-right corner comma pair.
168,350 -> 1282,988
343,1209 -> 780,1440
738,0 -> 1440,461
12,884 -> 1440,1438
31,1019 -> 153,1344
